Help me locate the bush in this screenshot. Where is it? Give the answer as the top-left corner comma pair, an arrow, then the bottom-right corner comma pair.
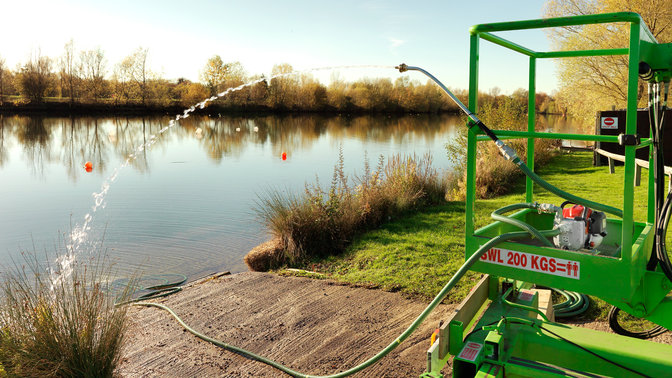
0,251 -> 132,377
254,151 -> 448,266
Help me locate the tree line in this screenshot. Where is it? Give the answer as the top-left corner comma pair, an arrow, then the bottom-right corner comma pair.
0,42 -> 560,114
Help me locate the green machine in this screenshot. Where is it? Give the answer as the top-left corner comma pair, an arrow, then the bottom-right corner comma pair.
398,12 -> 672,378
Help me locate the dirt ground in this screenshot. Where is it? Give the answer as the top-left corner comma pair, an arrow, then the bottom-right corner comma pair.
119,272 -> 456,377
119,272 -> 672,377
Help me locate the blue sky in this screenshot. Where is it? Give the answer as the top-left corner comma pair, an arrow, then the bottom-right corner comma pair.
3,0 -> 559,94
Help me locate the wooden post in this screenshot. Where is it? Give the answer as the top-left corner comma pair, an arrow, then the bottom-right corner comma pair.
608,157 -> 615,174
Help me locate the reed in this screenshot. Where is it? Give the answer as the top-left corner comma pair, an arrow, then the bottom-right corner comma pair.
0,250 -> 133,377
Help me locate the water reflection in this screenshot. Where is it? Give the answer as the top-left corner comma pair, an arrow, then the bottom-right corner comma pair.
0,114 -> 458,179
0,114 -> 459,280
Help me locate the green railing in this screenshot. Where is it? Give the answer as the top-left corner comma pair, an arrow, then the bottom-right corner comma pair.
464,12 -> 671,327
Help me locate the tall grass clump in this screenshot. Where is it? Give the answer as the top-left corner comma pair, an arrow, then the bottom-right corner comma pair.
0,250 -> 133,377
255,150 -> 448,264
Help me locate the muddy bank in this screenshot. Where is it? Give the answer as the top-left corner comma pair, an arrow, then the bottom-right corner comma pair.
119,272 -> 456,377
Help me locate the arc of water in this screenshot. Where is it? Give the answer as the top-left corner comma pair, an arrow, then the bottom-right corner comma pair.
52,64 -> 394,287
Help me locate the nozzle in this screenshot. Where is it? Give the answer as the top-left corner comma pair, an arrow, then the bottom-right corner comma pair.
395,63 -> 408,73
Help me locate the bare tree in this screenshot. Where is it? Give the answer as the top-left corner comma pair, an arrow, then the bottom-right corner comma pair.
19,51 -> 53,103
80,47 -> 107,100
113,56 -> 135,104
60,39 -> 79,105
129,47 -> 149,105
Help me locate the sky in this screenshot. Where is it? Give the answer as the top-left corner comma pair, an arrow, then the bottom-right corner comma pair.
2,0 -> 560,94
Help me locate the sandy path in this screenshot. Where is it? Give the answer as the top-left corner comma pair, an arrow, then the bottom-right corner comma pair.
119,272 -> 456,377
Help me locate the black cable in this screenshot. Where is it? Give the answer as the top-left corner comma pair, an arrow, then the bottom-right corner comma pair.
607,306 -> 667,339
652,83 -> 672,282
539,325 -> 651,378
462,320 -> 501,341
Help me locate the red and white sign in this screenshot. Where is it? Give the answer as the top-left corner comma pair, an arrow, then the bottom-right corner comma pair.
457,342 -> 483,362
601,116 -> 618,129
479,248 -> 580,280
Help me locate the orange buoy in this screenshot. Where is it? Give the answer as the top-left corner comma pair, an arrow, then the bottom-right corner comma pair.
281,152 -> 287,161
84,161 -> 93,171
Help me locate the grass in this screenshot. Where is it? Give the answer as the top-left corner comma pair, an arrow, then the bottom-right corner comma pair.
255,150 -> 448,266
301,151 -> 655,322
0,251 -> 133,377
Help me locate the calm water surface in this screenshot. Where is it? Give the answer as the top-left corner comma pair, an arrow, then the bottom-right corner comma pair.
0,113 -> 580,281
0,114 -> 463,280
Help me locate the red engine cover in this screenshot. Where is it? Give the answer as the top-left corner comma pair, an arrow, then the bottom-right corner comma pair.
563,204 -> 591,219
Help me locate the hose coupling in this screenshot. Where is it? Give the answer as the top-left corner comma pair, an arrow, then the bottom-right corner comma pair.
396,63 -> 408,73
537,203 -> 562,214
495,140 -> 518,161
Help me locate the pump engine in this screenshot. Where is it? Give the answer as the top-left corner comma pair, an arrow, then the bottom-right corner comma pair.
553,204 -> 607,250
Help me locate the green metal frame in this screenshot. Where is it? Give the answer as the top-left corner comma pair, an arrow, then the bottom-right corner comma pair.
464,12 -> 672,328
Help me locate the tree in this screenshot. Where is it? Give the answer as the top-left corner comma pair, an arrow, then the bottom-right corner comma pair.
268,63 -> 297,109
129,47 -> 150,105
0,56 -> 5,106
19,51 -> 53,102
60,39 -> 79,105
200,55 -> 226,96
113,56 -> 135,104
174,78 -> 209,106
544,0 -> 672,121
200,56 -> 246,97
80,47 -> 107,99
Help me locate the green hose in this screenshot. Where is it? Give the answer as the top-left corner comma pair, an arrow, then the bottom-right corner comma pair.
515,160 -> 623,218
491,203 -> 555,247
551,288 -> 590,318
133,231 -> 535,378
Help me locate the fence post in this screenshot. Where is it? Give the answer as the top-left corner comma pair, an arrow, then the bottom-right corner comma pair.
608,157 -> 615,174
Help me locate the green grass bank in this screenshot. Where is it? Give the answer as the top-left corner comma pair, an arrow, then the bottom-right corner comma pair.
296,151 -> 652,321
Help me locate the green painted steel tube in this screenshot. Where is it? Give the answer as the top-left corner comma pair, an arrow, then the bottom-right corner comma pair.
536,48 -> 628,58
485,130 -> 622,143
479,32 -> 537,57
134,231 -> 536,378
515,159 -> 623,218
470,12 -> 643,34
527,56 -> 536,202
491,203 -> 555,247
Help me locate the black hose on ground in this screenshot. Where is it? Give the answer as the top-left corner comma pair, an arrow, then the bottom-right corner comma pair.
608,306 -> 667,339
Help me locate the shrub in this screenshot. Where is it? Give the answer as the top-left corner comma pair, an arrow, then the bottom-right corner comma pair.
0,251 -> 132,377
254,150 -> 448,266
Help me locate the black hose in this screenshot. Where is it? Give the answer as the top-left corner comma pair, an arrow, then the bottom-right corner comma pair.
651,83 -> 672,283
608,306 -> 667,339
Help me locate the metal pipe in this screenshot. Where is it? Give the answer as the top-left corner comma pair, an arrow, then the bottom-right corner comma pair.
396,63 -> 480,124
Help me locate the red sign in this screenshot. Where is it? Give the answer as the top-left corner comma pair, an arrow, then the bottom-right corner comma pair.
601,116 -> 618,129
458,342 -> 483,362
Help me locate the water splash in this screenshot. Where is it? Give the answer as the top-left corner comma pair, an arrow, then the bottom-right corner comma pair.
51,64 -> 395,287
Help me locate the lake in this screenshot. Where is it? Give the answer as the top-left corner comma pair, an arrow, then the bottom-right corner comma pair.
0,113 -> 580,281
0,114 -> 463,281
